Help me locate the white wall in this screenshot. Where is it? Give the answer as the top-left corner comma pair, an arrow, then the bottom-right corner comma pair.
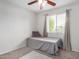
37,2 -> 79,52
0,0 -> 37,54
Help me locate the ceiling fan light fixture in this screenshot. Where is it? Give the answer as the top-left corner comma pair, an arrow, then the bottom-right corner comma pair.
38,0 -> 43,5
38,0 -> 47,9
42,0 -> 47,7
28,0 -> 56,9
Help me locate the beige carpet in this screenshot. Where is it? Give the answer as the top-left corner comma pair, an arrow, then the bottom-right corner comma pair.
20,51 -> 52,59
0,47 -> 79,59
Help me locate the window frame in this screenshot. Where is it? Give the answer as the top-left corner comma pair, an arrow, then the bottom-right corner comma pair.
47,12 -> 66,33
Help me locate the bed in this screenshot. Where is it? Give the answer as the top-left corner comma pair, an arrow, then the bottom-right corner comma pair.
27,37 -> 63,55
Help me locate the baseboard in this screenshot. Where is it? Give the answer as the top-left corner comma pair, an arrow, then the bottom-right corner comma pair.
0,39 -> 27,55
0,45 -> 26,55
0,46 -> 26,55
0,47 -> 19,55
72,49 -> 79,53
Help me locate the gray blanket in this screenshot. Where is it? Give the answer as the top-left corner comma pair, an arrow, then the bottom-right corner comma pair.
27,37 -> 63,54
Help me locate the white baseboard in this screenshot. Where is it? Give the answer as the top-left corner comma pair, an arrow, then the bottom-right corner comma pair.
0,47 -> 19,55
72,49 -> 79,52
0,45 -> 26,55
0,39 -> 27,55
0,46 -> 26,55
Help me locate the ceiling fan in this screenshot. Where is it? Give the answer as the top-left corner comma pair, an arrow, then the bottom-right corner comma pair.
28,0 -> 56,9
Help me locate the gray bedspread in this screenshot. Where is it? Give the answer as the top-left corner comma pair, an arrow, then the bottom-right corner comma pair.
27,37 -> 63,54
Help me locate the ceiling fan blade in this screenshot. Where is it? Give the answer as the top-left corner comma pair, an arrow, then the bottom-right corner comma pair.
28,0 -> 37,5
47,0 -> 56,6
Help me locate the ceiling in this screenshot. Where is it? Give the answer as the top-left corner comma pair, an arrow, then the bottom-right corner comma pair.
7,0 -> 78,13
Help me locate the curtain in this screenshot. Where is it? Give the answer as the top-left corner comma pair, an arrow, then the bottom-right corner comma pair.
63,9 -> 72,51
43,15 -> 48,37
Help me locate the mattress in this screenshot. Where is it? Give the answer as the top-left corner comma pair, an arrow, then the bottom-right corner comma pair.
27,37 -> 63,54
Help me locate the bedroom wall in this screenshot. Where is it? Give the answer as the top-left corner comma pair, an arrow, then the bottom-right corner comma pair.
0,0 -> 37,54
37,2 -> 79,52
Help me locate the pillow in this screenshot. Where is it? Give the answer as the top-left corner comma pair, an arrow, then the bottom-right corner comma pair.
32,31 -> 42,37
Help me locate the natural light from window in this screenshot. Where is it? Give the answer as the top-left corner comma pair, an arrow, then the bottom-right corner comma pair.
47,13 -> 66,33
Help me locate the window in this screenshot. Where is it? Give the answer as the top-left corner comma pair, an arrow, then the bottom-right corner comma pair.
47,13 -> 66,33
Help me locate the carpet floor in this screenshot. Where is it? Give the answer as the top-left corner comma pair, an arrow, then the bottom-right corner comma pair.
0,47 -> 79,59
20,51 -> 52,59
